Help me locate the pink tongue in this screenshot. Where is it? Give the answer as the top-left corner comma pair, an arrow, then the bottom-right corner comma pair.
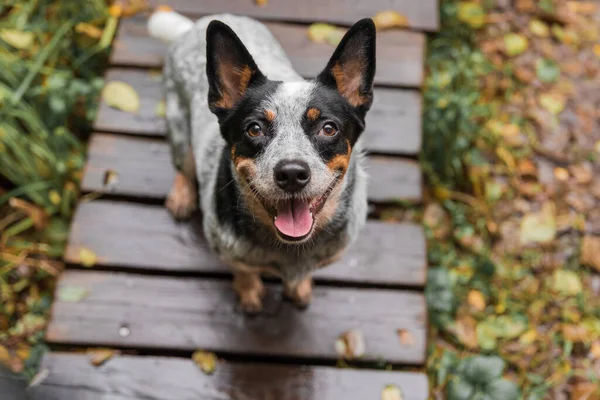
274,199 -> 313,238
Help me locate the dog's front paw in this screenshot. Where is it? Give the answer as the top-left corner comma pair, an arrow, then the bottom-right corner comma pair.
238,292 -> 264,314
284,277 -> 313,309
166,172 -> 197,220
233,272 -> 266,315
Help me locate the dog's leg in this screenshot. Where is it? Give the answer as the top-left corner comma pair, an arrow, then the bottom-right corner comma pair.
233,271 -> 266,314
283,276 -> 313,309
164,58 -> 197,220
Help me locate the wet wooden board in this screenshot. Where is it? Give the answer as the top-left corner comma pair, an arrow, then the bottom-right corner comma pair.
94,68 -> 423,155
147,0 -> 440,32
33,352 -> 429,400
65,200 -> 427,287
46,271 -> 427,364
82,133 -> 422,203
111,16 -> 425,88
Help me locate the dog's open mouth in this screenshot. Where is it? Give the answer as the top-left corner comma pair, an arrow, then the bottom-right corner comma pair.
272,182 -> 336,242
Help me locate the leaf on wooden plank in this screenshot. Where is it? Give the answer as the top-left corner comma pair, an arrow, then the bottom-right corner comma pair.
581,235 -> 600,272
255,0 -> 268,6
0,29 -> 34,49
520,202 -> 556,245
307,23 -> 339,44
504,33 -> 529,57
57,286 -> 89,303
102,81 -> 140,113
457,2 -> 486,29
381,384 -> 403,400
103,169 -> 119,192
335,329 -> 366,359
396,329 -> 415,347
155,100 -> 166,117
372,11 -> 409,31
79,247 -> 98,267
87,348 -> 118,367
192,350 -> 217,375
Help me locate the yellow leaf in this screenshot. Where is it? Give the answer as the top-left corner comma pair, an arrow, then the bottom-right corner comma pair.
192,350 -> 217,375
591,341 -> 600,359
549,270 -> 583,296
255,0 -> 268,6
79,247 -> 97,268
539,92 -> 566,115
58,286 -> 89,302
109,4 -> 123,17
529,20 -> 549,37
593,44 -> 600,58
0,29 -> 34,49
581,235 -> 600,272
335,329 -> 366,359
155,100 -> 166,117
307,23 -> 339,44
49,190 -> 61,205
519,329 -> 537,345
504,33 -> 529,57
381,384 -> 403,400
457,2 -> 486,29
554,167 -> 570,181
87,348 -> 117,366
467,290 -> 486,312
102,81 -> 140,113
520,202 -> 556,245
372,10 -> 409,31
75,22 -> 103,39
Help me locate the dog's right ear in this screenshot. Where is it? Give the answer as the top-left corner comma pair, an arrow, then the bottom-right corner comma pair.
206,21 -> 266,117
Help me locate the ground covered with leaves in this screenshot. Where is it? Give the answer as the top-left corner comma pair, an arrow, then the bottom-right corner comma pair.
420,0 -> 600,398
0,0 -> 120,378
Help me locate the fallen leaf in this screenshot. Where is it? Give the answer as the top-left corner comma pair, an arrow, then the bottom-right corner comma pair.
0,345 -> 10,366
381,384 -> 403,400
335,329 -> 366,359
396,329 -> 415,346
423,203 -> 451,240
75,22 -> 103,39
571,382 -> 599,400
192,350 -> 217,375
539,92 -> 567,115
504,33 -> 528,57
517,159 -> 537,179
102,81 -> 140,113
49,190 -> 61,206
570,163 -> 593,184
372,11 -> 409,31
536,58 -> 560,83
581,235 -> 600,272
79,247 -> 98,267
457,2 -> 486,28
87,348 -> 117,366
255,0 -> 268,6
155,100 -> 166,117
520,202 -> 557,245
307,23 -> 339,44
467,290 -> 486,312
324,29 -> 345,46
562,324 -> 589,343
567,1 -> 596,14
549,270 -> 583,296
519,329 -> 537,345
8,197 -> 48,230
554,167 -> 570,181
591,341 -> 600,359
529,20 -> 550,37
453,315 -> 479,349
57,286 -> 89,302
594,44 -> 600,58
103,170 -> 119,191
0,29 -> 34,49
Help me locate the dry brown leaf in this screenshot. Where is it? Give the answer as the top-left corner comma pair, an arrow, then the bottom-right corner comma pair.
554,167 -> 570,181
423,203 -> 451,240
0,345 -> 10,366
452,315 -> 478,349
591,341 -> 600,359
567,1 -> 597,15
79,247 -> 98,268
335,329 -> 366,359
372,11 -> 409,31
581,235 -> 600,272
396,329 -> 415,346
571,382 -> 599,400
381,384 -> 403,400
255,0 -> 268,6
192,350 -> 217,375
8,197 -> 48,230
594,44 -> 600,58
570,163 -> 593,184
87,348 -> 117,366
467,290 -> 486,312
517,159 -> 537,179
562,324 -> 589,343
520,202 -> 557,245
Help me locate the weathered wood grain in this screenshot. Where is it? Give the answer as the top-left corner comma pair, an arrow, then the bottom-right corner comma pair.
64,200 -> 427,287
32,352 -> 429,400
111,16 -> 425,87
94,68 -> 423,155
46,271 -> 427,364
82,133 -> 422,203
147,0 -> 440,31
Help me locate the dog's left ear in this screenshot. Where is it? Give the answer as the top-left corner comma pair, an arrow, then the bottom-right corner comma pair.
317,19 -> 376,113
206,20 -> 266,116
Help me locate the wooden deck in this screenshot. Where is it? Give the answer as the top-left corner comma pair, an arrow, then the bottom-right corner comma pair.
36,1 -> 437,398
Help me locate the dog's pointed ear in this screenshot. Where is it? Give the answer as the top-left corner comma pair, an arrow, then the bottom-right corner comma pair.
206,20 -> 266,115
316,19 -> 376,113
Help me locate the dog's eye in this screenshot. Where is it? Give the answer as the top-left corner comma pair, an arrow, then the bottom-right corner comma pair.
246,123 -> 263,138
319,123 -> 338,137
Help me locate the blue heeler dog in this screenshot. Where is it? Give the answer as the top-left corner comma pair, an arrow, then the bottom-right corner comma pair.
148,12 -> 376,313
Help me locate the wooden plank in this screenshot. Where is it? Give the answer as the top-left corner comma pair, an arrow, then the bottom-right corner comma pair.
111,16 -> 425,88
94,68 -> 422,155
64,200 -> 427,287
147,0 -> 440,32
46,271 -> 427,364
82,133 -> 422,203
33,352 -> 429,400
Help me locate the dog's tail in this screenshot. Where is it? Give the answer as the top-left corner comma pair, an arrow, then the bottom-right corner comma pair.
147,6 -> 194,43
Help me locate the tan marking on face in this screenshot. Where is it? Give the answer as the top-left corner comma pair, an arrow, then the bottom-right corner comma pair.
306,107 -> 321,121
264,109 -> 276,122
331,61 -> 367,107
314,180 -> 344,229
214,65 -> 253,109
231,156 -> 274,229
326,140 -> 352,176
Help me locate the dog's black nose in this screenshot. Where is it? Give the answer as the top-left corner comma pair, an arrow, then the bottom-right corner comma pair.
274,160 -> 311,192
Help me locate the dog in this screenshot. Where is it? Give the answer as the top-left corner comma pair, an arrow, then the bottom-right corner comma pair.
148,11 -> 376,313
